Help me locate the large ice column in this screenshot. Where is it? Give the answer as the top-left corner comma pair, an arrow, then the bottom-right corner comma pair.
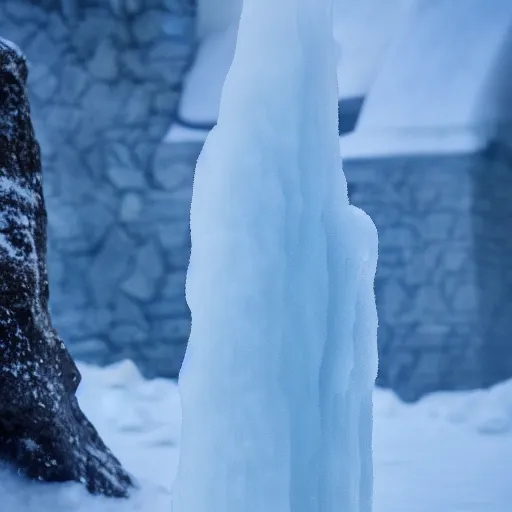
171,0 -> 378,511
320,200 -> 379,512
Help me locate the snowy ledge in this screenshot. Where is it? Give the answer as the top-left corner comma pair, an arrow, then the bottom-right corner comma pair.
0,36 -> 23,57
164,123 -> 211,144
339,127 -> 490,159
164,123 -> 490,160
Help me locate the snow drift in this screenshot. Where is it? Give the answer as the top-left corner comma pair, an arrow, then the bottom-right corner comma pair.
0,361 -> 511,511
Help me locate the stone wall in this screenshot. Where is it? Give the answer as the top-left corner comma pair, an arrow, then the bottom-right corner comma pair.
2,1 -> 511,400
473,143 -> 512,387
344,142 -> 512,401
0,0 -> 197,378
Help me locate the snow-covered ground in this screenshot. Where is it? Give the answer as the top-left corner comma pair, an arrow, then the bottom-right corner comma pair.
1,360 -> 511,512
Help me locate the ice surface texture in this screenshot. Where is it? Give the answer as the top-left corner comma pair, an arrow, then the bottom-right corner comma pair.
172,1 -> 379,511
0,38 -> 133,497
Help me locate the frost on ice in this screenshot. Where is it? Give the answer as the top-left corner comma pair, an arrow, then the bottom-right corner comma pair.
172,0 -> 378,511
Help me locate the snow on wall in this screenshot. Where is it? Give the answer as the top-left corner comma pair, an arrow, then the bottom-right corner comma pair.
358,0 -> 512,133
167,0 -> 242,135
333,0 -> 414,98
340,0 -> 512,157
171,0 -> 512,155
176,24 -> 238,125
167,0 -> 412,140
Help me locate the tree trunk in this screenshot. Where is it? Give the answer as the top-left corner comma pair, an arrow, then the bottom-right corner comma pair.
0,38 -> 133,498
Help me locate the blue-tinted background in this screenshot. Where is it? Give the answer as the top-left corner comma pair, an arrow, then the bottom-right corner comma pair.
1,0 -> 511,403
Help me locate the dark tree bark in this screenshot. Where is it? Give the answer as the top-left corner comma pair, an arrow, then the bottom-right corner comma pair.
0,38 -> 133,497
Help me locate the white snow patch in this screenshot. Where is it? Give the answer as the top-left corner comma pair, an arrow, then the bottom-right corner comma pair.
0,362 -> 509,511
357,0 -> 512,133
339,127 -> 488,158
171,0 -> 413,132
164,124 -> 211,144
176,25 -> 239,126
0,176 -> 37,206
333,0 -> 414,98
0,36 -> 23,57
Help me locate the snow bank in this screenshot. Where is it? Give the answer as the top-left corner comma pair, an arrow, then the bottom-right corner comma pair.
0,468 -> 170,512
415,379 -> 512,435
0,360 -> 511,511
374,379 -> 512,435
0,360 -> 177,511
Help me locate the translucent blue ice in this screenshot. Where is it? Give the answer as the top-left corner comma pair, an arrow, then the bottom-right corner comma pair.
172,0 -> 379,511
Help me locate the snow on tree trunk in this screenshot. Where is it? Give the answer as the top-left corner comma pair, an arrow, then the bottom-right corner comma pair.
172,0 -> 378,510
0,38 -> 133,497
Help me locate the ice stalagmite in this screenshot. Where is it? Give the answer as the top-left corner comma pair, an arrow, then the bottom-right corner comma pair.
171,0 -> 378,510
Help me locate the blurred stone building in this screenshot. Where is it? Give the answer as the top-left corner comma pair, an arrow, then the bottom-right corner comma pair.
0,0 -> 196,378
1,0 -> 511,400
